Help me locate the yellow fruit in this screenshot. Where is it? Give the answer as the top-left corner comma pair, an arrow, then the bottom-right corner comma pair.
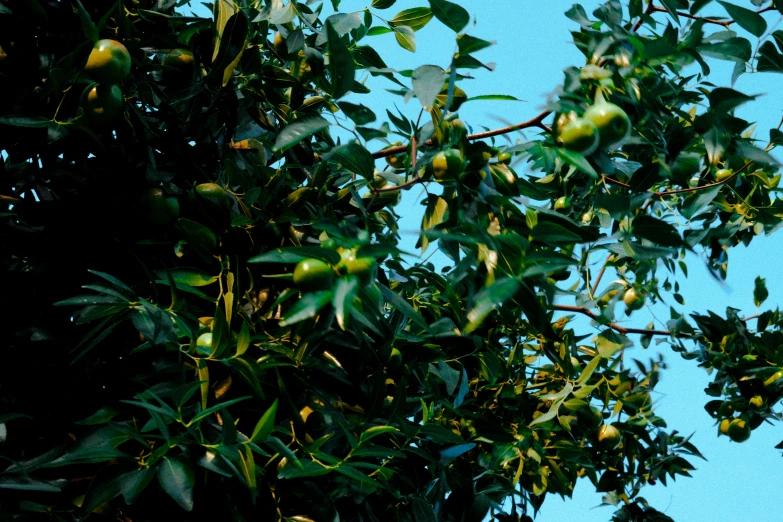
719,418 -> 731,435
749,395 -> 764,409
85,39 -> 131,84
388,348 -> 402,368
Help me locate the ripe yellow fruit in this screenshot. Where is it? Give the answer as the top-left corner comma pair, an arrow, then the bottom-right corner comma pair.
388,348 -> 402,368
749,395 -> 764,409
431,149 -> 465,181
85,39 -> 131,84
719,418 -> 731,435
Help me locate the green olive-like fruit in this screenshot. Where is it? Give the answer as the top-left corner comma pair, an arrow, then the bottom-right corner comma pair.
432,149 -> 465,181
497,151 -> 512,164
195,183 -> 231,211
140,188 -> 179,225
716,169 -> 734,182
81,84 -> 124,126
597,424 -> 621,449
558,118 -> 600,156
583,102 -> 631,150
196,332 -> 213,353
388,347 -> 402,368
727,418 -> 751,442
161,48 -> 195,85
293,258 -> 334,291
85,39 -> 131,84
623,287 -> 645,311
554,196 -> 570,211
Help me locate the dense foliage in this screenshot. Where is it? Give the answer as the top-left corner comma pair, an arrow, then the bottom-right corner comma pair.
3,0 -> 783,520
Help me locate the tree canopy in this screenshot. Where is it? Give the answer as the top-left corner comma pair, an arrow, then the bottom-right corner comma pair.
2,0 -> 783,520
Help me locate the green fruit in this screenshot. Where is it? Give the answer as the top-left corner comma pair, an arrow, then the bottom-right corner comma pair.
554,196 -> 570,211
293,258 -> 334,291
597,424 -> 621,449
623,287 -> 644,311
81,83 -> 124,126
719,418 -> 731,435
749,395 -> 764,409
196,332 -> 212,353
716,169 -> 734,182
85,39 -> 131,84
195,183 -> 231,210
497,151 -> 512,164
371,175 -> 388,189
432,149 -> 465,181
558,118 -> 600,156
141,188 -> 179,225
161,48 -> 195,85
321,238 -> 338,250
583,102 -> 631,150
386,154 -> 403,169
341,256 -> 377,285
388,347 -> 402,368
727,418 -> 751,442
451,119 -> 469,142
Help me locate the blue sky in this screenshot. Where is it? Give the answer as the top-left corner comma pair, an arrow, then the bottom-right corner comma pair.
187,1 -> 783,519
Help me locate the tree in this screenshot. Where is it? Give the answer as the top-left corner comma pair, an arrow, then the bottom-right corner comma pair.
2,0 -> 783,520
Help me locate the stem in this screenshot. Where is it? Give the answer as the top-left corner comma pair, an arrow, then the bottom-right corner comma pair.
552,304 -> 690,337
371,111 -> 553,159
646,4 -> 776,28
591,254 -> 612,297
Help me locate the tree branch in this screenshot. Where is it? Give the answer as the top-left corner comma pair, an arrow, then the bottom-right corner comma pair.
552,304 -> 691,338
371,111 -> 553,159
590,254 -> 613,297
647,4 -> 776,28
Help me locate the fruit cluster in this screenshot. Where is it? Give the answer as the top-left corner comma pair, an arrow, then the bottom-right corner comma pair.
81,39 -> 131,126
557,99 -> 631,156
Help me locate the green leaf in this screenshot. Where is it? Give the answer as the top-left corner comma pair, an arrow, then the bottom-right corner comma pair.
389,7 -> 433,31
464,278 -> 521,334
327,20 -> 356,99
681,185 -> 721,220
333,276 -> 360,330
120,468 -> 156,505
337,102 -> 376,125
718,1 -> 767,37
330,142 -> 375,178
189,396 -> 252,425
154,268 -> 217,287
216,12 -> 249,87
280,290 -> 332,326
177,219 -> 217,257
393,25 -> 416,52
439,443 -> 476,464
157,457 -> 194,512
557,148 -> 598,178
429,0 -> 469,33
250,399 -> 278,442
0,117 -> 53,128
466,94 -> 521,102
359,425 -> 398,443
71,0 -> 98,41
456,34 -> 493,54
0,476 -> 66,492
248,246 -> 341,265
659,0 -> 681,25
212,0 -> 237,61
273,115 -> 330,152
411,65 -> 448,109
412,497 -> 438,522
367,26 -> 393,36
379,284 -> 430,331
372,0 -> 396,8
595,330 -> 633,358
754,276 -> 769,306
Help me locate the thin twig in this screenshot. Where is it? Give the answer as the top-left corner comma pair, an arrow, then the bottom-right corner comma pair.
552,304 -> 691,337
647,4 -> 776,28
591,254 -> 612,297
632,1 -> 657,32
371,111 -> 553,159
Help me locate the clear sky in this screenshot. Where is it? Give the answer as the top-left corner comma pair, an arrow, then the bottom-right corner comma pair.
186,1 -> 783,520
